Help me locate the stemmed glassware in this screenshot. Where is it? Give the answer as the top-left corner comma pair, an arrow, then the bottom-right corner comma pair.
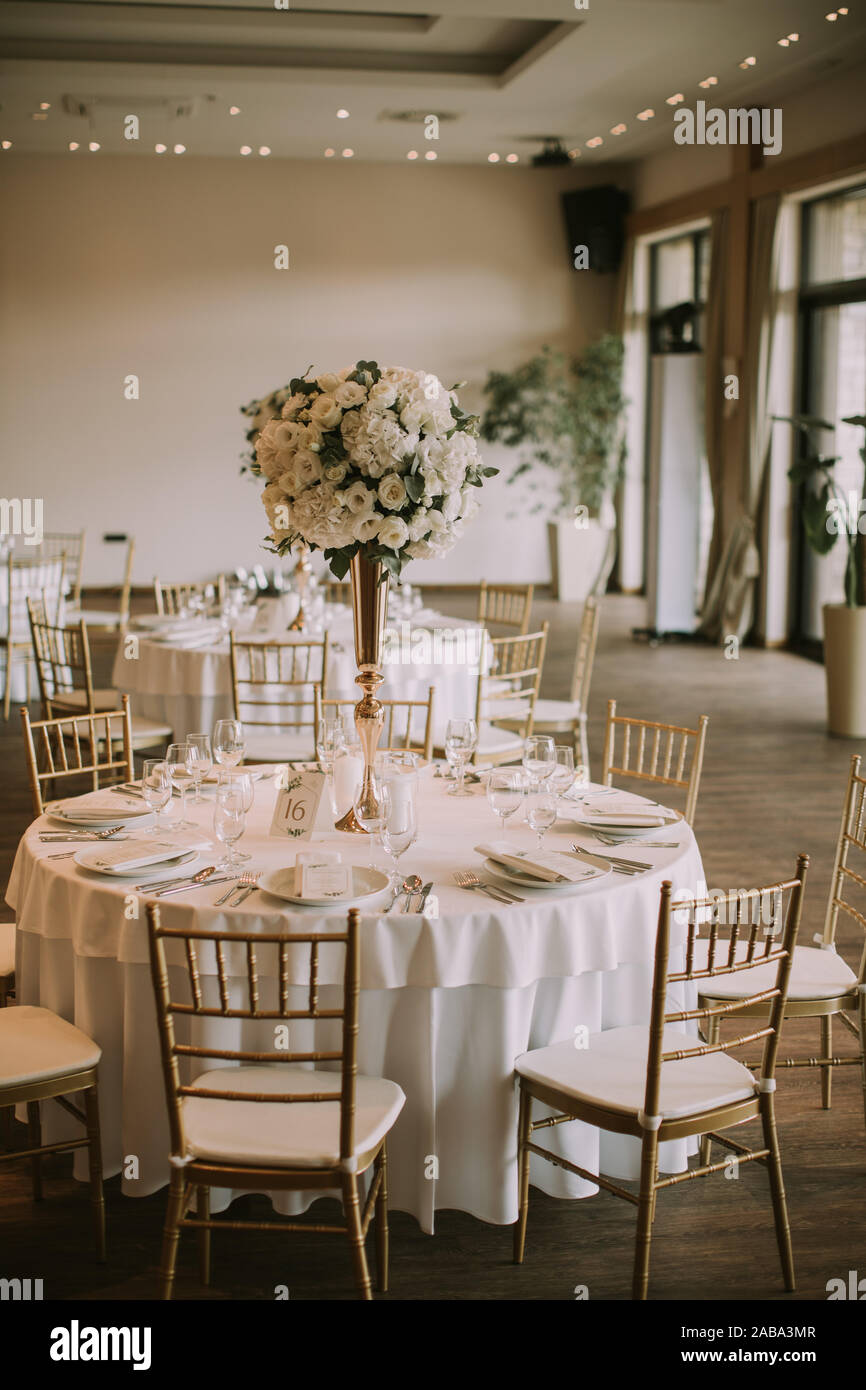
213,719 -> 245,768
522,735 -> 556,791
213,781 -> 246,870
444,718 -> 478,797
141,759 -> 171,833
379,780 -> 418,892
352,766 -> 384,867
187,732 -> 213,802
527,792 -> 558,850
217,769 -> 254,860
487,769 -> 525,834
547,745 -> 575,802
165,742 -> 195,829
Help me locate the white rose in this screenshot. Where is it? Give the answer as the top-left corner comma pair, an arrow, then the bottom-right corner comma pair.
281,393 -> 308,419
377,516 -> 409,551
352,514 -> 381,543
273,420 -> 304,451
367,379 -> 399,411
341,479 -> 375,514
407,511 -> 431,542
441,491 -> 462,522
324,462 -> 348,484
302,423 -> 323,450
335,380 -> 367,409
310,394 -> 343,430
341,411 -> 363,444
400,400 -> 426,434
316,373 -> 341,393
407,539 -> 435,559
377,473 -> 407,511
294,450 -> 323,489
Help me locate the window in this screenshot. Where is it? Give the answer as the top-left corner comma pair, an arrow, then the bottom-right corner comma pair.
646,230 -> 712,612
795,185 -> 866,649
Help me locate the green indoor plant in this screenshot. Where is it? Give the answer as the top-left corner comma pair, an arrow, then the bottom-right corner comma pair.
777,410 -> 866,736
480,335 -> 626,598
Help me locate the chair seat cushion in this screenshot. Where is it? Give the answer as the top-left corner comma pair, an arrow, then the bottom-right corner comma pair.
496,698 -> 582,730
516,1024 -> 755,1122
695,943 -> 858,1002
242,731 -> 315,763
129,713 -> 174,745
53,688 -> 118,712
181,1066 -> 406,1168
475,722 -> 524,756
0,1006 -> 101,1087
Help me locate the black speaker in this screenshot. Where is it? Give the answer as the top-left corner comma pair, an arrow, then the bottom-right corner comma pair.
562,185 -> 630,274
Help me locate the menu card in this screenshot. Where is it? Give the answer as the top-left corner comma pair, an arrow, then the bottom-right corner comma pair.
293,850 -> 352,899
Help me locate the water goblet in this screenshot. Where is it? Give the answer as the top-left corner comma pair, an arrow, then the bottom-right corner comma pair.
218,769 -> 254,860
445,717 -> 478,797
522,734 -> 556,791
527,792 -> 558,851
213,719 -> 245,768
548,745 -> 575,802
213,782 -> 246,871
141,759 -> 171,833
380,781 -> 418,893
187,732 -> 213,803
487,769 -> 525,834
165,742 -> 195,829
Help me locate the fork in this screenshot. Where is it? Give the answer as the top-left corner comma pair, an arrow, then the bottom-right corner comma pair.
223,871 -> 261,906
454,870 -> 524,904
40,825 -> 125,841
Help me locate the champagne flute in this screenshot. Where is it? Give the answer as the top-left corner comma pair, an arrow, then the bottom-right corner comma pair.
522,735 -> 555,791
527,792 -> 558,850
379,782 -> 418,892
187,732 -> 213,803
165,742 -> 195,829
487,769 -> 525,834
445,717 -> 478,797
218,769 -> 254,860
316,716 -> 346,776
213,719 -> 245,768
213,782 -> 246,870
141,759 -> 171,833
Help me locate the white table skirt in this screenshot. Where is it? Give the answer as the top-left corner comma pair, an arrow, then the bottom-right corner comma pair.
7,776 -> 705,1233
112,604 -> 483,747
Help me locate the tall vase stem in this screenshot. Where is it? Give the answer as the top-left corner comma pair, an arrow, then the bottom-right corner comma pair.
335,551 -> 389,832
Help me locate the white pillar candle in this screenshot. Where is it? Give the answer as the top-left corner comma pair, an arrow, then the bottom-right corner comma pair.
332,752 -> 364,816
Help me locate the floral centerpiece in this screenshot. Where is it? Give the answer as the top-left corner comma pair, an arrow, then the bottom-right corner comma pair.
243,360 -> 496,830
247,360 -> 495,579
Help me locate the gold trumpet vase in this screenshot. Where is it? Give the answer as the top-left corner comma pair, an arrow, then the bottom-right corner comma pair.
288,548 -> 312,631
335,551 -> 389,833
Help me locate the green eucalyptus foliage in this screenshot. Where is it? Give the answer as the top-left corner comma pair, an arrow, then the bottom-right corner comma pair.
480,335 -> 627,517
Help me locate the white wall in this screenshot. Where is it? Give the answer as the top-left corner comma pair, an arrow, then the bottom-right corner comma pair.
0,155 -> 619,587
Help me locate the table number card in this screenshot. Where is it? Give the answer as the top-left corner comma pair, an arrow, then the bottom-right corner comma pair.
269,769 -> 325,841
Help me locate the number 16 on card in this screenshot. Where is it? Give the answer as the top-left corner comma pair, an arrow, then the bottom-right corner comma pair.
268,770 -> 325,841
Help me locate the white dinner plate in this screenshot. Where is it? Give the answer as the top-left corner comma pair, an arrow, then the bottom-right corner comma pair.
561,806 -> 681,840
72,846 -> 198,879
259,864 -> 391,908
483,854 -> 611,892
46,809 -> 156,831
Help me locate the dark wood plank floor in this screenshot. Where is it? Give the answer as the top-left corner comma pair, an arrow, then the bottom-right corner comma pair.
1,593 -> 863,1301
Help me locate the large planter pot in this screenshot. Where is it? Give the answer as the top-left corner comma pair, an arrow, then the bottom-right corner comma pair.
823,603 -> 866,738
548,518 -> 615,601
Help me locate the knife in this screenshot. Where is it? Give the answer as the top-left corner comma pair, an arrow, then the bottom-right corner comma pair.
415,882 -> 434,914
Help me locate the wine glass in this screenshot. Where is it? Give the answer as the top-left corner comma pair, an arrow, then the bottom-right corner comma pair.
316,716 -> 346,775
487,769 -> 525,834
548,745 -> 575,802
213,782 -> 246,870
522,735 -> 556,791
527,792 -> 558,850
187,732 -> 213,803
444,717 -> 478,797
213,719 -> 245,768
218,769 -> 254,860
165,742 -> 195,829
352,766 -> 384,867
141,759 -> 171,833
379,781 -> 418,892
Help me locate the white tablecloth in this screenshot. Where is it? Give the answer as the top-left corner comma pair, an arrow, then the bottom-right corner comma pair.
111,603 -> 483,747
7,776 -> 705,1233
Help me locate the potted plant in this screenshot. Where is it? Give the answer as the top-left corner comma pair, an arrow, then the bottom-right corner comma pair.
777,410 -> 866,737
480,335 -> 626,600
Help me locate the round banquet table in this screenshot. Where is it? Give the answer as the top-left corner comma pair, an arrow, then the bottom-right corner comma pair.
111,602 -> 484,749
7,773 -> 705,1234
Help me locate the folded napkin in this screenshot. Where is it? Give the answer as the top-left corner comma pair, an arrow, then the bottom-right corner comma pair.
475,842 -> 590,884
578,803 -> 671,828
52,794 -> 153,821
81,839 -> 197,873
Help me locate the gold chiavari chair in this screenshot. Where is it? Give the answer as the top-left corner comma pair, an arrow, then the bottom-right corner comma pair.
514,856 -> 809,1300
229,631 -> 329,762
494,596 -> 599,775
697,754 -> 866,1139
146,904 -> 405,1300
322,580 -> 351,605
0,1005 -> 105,1261
477,580 -> 534,637
473,624 -> 549,765
315,686 -> 436,762
2,552 -> 66,718
34,530 -> 85,605
20,696 -> 134,813
68,537 -> 135,632
602,698 -> 709,826
27,598 -> 172,751
153,578 -> 211,616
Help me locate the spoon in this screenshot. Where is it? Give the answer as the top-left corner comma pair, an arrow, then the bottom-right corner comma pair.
402,874 -> 423,911
151,866 -> 219,897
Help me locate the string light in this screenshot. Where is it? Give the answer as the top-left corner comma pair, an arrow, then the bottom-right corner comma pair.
155,143 -> 167,153
586,136 -> 603,148
258,146 -> 271,156
636,109 -> 655,121
739,55 -> 757,67
425,150 -> 437,160
698,77 -> 718,89
240,145 -> 252,155
337,109 -> 350,119
89,141 -> 100,151
568,148 -> 581,158
506,153 -> 519,163
666,93 -> 684,105
173,144 -> 185,154
610,123 -> 627,135
68,141 -> 79,151
407,150 -> 418,159
341,148 -> 354,158
487,152 -> 500,162
39,102 -> 51,110
1,141 -> 11,150
229,106 -> 241,115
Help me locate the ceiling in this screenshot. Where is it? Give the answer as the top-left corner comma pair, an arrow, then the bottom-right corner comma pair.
1,0 -> 865,164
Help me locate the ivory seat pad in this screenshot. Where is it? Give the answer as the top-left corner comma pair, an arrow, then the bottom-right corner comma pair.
181,1065 -> 406,1168
694,942 -> 858,1002
516,1024 -> 755,1121
0,1005 -> 101,1087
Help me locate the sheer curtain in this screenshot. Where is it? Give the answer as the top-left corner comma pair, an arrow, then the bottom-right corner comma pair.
699,193 -> 782,641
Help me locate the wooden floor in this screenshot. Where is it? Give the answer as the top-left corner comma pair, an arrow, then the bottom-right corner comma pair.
1,592 -> 863,1302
